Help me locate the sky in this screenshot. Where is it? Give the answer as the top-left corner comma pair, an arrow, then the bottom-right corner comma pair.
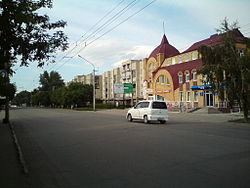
11,0 -> 250,92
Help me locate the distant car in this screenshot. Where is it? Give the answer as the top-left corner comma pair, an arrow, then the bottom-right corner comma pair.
126,100 -> 168,124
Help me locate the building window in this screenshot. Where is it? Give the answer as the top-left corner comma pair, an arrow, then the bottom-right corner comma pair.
185,71 -> 190,82
238,49 -> 245,56
127,64 -> 130,70
132,70 -> 136,78
160,75 -> 164,84
178,55 -> 182,63
166,59 -> 171,66
184,54 -> 190,62
178,72 -> 183,83
156,77 -> 159,83
172,57 -> 176,65
192,71 -> 197,81
194,91 -> 198,102
179,92 -> 184,102
187,91 -> 191,102
166,77 -> 170,85
192,51 -> 198,60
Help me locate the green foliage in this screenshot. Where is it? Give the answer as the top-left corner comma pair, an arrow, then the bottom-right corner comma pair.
12,90 -> 31,106
50,87 -> 66,106
39,71 -> 64,91
0,0 -> 68,120
65,82 -> 93,107
198,18 -> 250,120
37,70 -> 64,106
0,0 -> 68,70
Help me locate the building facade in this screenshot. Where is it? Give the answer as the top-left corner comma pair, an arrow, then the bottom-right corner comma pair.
143,31 -> 248,111
121,60 -> 144,105
102,60 -> 145,105
70,74 -> 103,100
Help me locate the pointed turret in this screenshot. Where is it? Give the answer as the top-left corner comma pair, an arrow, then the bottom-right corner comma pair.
149,34 -> 179,59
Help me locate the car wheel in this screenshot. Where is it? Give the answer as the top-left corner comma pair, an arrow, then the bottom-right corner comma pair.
127,114 -> 133,122
143,115 -> 149,124
160,120 -> 166,124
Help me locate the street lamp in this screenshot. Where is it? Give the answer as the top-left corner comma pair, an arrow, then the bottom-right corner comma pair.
78,55 -> 96,111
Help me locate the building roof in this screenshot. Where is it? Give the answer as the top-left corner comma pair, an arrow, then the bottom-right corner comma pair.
149,34 -> 180,59
183,29 -> 246,53
153,59 -> 203,90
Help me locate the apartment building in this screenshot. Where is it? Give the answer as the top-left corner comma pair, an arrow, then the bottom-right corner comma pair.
69,74 -> 103,100
121,60 -> 144,105
102,71 -> 112,102
101,60 -> 145,105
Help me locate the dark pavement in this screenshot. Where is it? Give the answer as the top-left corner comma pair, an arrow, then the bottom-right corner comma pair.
0,112 -> 28,188
1,108 -> 250,188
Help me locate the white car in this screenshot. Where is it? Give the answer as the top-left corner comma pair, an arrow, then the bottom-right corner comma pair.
126,100 -> 168,124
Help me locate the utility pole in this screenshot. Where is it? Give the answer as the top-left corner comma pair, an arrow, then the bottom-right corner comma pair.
78,55 -> 96,111
3,61 -> 9,123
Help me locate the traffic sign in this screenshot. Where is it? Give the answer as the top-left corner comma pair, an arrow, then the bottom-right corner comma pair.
123,83 -> 133,93
114,83 -> 124,94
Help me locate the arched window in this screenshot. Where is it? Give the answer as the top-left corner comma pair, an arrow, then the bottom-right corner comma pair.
185,71 -> 190,82
192,71 -> 197,81
178,72 -> 183,83
166,77 -> 170,85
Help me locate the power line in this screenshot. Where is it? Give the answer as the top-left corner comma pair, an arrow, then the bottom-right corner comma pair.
46,0 -> 126,72
29,0 -> 129,87
54,0 -> 149,72
75,0 -> 157,56
78,0 -> 139,45
29,0 -> 158,87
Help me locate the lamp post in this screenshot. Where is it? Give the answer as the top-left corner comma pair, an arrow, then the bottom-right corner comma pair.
78,55 -> 96,111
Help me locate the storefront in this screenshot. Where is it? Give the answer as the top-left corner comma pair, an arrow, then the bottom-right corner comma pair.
191,85 -> 215,107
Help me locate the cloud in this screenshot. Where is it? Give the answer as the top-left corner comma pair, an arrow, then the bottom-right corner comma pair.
65,38 -> 154,72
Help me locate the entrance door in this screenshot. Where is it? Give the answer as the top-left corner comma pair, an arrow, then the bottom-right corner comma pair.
205,91 -> 214,107
156,95 -> 164,101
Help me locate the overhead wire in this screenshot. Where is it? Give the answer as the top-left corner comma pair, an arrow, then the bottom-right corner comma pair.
54,0 -> 157,72
28,0 -> 129,87
46,0 -> 126,72
73,0 -> 157,58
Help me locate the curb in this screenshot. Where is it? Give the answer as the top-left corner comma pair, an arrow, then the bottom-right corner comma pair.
8,122 -> 29,174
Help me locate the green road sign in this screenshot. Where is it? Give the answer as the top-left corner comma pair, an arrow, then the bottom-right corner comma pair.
123,83 -> 133,93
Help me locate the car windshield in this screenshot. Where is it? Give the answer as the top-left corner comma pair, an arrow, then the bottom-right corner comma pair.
152,102 -> 167,109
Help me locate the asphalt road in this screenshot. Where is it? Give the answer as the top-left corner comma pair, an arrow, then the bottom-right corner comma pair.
11,108 -> 250,188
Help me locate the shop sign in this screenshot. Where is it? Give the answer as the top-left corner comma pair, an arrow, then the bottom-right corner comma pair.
191,84 -> 212,90
155,89 -> 172,93
145,89 -> 153,93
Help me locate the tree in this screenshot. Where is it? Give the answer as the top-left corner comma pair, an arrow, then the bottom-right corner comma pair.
38,70 -> 64,106
12,90 -> 31,106
0,0 -> 68,122
198,19 -> 250,121
65,82 -> 93,108
50,87 -> 66,107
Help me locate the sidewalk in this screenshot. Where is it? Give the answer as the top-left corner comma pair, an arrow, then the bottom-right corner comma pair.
0,112 -> 29,188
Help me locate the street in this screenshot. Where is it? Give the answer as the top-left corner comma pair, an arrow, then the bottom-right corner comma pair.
10,108 -> 250,188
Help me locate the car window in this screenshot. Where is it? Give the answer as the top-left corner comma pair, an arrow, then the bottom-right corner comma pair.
152,102 -> 167,109
141,102 -> 150,108
135,103 -> 142,109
